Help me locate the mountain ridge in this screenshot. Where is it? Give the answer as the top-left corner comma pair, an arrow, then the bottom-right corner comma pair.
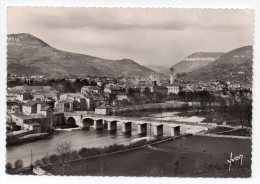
7,33 -> 166,79
171,52 -> 224,74
145,65 -> 170,76
184,46 -> 253,83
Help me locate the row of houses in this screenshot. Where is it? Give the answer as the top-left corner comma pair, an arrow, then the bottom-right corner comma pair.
133,81 -> 180,95
55,91 -> 107,112
9,101 -> 53,133
6,76 -> 181,133
6,85 -> 112,133
7,85 -> 58,103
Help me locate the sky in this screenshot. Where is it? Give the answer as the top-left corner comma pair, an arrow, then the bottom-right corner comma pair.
8,7 -> 253,67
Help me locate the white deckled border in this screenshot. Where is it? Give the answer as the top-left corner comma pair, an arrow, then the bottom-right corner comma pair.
0,1 -> 260,184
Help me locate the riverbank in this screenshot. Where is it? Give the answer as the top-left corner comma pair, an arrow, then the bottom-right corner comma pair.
7,135 -> 251,177
6,132 -> 53,146
178,109 -> 251,127
6,136 -> 178,175
112,101 -> 186,114
13,135 -> 250,177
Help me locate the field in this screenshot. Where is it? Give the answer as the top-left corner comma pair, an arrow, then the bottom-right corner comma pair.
178,110 -> 248,127
44,136 -> 251,177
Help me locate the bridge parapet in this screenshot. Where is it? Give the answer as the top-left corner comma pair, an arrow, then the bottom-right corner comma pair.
64,111 -> 94,116
64,111 -> 212,135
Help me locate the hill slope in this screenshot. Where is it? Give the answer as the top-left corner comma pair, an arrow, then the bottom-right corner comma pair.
172,52 -> 224,74
7,33 -> 164,79
185,46 -> 253,83
145,65 -> 170,76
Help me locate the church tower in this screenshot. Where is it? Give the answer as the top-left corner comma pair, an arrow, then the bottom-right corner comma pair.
170,68 -> 176,84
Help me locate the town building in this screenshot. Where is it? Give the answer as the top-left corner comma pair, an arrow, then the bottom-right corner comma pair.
53,112 -> 65,127
84,92 -> 108,111
32,91 -> 58,102
11,100 -> 53,132
8,85 -> 58,94
7,85 -> 59,103
59,93 -> 88,111
7,105 -> 21,114
81,86 -> 102,94
55,101 -> 74,112
115,93 -> 128,101
163,84 -> 180,94
159,68 -> 180,95
23,122 -> 42,133
149,72 -> 161,86
137,82 -> 168,95
95,104 -> 112,115
6,91 -> 31,102
170,68 -> 177,85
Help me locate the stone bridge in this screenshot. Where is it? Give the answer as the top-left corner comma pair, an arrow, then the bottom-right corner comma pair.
64,111 -> 211,137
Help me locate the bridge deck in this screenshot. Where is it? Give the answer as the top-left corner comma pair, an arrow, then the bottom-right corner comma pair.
64,112 -> 216,128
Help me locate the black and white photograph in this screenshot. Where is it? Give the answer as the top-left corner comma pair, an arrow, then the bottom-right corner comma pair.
1,4 -> 258,181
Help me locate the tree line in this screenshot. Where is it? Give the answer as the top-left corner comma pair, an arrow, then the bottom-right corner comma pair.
7,78 -> 97,93
6,139 -> 164,174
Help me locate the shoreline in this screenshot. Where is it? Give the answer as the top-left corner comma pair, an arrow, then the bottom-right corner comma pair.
6,134 -> 251,176
6,132 -> 53,147
6,135 -> 189,175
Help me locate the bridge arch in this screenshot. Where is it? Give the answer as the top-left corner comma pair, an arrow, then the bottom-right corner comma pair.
94,119 -> 104,130
122,122 -> 132,133
67,117 -> 76,127
83,118 -> 94,126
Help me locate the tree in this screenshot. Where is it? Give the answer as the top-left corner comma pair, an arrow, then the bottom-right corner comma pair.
56,141 -> 73,163
34,160 -> 43,167
5,162 -> 12,171
56,141 -> 73,175
41,157 -> 50,165
229,91 -> 252,129
149,164 -> 162,176
49,154 -> 61,164
182,103 -> 189,113
14,159 -> 23,169
71,150 -> 80,160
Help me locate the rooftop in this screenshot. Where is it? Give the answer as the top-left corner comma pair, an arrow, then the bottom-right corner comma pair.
96,104 -> 111,109
24,122 -> 41,126
82,86 -> 100,90
161,83 -> 180,87
9,85 -> 57,92
12,113 -> 46,120
40,103 -> 51,111
23,100 -> 43,107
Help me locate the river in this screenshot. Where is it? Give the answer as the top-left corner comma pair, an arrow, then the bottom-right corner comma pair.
6,111 -> 206,166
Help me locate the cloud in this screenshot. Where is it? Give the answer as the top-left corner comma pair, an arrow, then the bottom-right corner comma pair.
8,7 -> 253,67
10,8 -> 252,31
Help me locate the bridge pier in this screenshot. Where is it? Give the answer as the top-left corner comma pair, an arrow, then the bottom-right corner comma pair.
122,122 -> 132,133
137,123 -> 147,135
170,126 -> 180,137
94,119 -> 103,130
153,124 -> 163,137
107,121 -> 117,131
82,120 -> 90,130
103,120 -> 108,129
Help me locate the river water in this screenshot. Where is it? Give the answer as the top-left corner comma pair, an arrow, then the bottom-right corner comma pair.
6,111 -> 205,166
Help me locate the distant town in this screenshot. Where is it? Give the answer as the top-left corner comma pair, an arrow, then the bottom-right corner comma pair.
6,66 -> 252,140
